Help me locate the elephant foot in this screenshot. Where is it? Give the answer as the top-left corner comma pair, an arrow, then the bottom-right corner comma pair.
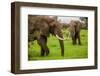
41,54 -> 45,56
72,40 -> 76,45
46,50 -> 49,56
78,43 -> 82,45
41,50 -> 49,56
61,53 -> 64,56
41,51 -> 45,56
73,43 -> 76,45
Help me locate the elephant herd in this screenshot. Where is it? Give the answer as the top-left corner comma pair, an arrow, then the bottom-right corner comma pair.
28,15 -> 83,56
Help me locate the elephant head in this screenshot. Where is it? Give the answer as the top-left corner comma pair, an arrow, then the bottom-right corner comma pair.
68,20 -> 82,45
49,20 -> 67,56
28,15 -> 66,56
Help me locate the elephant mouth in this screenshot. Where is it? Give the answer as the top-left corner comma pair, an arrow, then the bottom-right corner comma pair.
56,34 -> 67,40
55,30 -> 70,40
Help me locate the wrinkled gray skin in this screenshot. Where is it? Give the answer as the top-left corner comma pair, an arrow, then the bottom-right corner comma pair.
68,20 -> 82,45
28,15 -> 64,56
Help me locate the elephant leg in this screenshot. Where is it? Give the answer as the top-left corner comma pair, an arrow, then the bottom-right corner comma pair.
72,36 -> 76,45
42,37 -> 49,56
41,41 -> 49,56
75,33 -> 78,44
41,48 -> 45,56
71,32 -> 76,45
37,36 -> 49,56
78,33 -> 81,45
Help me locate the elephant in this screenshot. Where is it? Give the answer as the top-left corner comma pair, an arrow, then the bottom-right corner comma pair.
67,20 -> 82,45
28,15 -> 66,56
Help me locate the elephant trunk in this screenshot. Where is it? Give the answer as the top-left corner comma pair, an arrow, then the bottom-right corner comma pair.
59,39 -> 64,56
55,31 -> 64,56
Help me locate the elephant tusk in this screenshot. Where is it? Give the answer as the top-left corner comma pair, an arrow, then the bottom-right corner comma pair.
56,34 -> 67,40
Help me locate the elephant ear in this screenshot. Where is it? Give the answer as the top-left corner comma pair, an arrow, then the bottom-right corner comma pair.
49,21 -> 56,27
75,21 -> 81,31
40,21 -> 50,37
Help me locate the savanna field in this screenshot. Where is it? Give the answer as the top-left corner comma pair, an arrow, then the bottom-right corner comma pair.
28,29 -> 88,60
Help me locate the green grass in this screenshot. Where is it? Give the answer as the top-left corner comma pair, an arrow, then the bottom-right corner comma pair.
28,29 -> 88,61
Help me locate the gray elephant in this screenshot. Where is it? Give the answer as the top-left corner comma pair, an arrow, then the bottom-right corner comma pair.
28,15 -> 66,56
68,20 -> 82,45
